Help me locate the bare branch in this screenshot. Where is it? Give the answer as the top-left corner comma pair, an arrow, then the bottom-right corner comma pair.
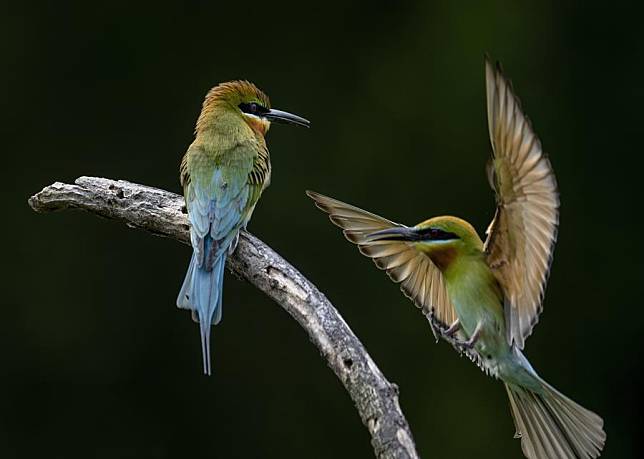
28,176 -> 420,459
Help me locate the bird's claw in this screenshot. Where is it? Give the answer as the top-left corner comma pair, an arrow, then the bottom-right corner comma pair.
444,318 -> 461,337
454,322 -> 482,350
425,312 -> 482,352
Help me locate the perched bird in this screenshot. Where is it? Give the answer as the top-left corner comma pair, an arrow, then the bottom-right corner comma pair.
178,81 -> 309,375
307,59 -> 605,458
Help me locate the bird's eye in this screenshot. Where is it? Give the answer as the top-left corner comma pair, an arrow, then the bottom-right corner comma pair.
239,102 -> 267,115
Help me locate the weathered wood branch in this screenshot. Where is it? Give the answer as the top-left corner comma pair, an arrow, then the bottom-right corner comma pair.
28,176 -> 419,459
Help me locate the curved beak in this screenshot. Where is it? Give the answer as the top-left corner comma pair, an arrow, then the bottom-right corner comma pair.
264,108 -> 310,128
367,226 -> 422,242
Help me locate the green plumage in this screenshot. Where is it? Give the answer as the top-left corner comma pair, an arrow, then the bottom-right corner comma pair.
177,81 -> 308,375
307,57 -> 605,458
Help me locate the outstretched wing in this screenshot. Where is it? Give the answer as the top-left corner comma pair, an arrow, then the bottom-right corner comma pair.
307,191 -> 457,329
483,59 -> 560,349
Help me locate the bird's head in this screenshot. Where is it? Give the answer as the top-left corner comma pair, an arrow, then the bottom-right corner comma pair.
195,80 -> 309,137
367,216 -> 484,271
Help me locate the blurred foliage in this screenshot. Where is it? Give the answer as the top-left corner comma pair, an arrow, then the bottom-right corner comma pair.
1,0 -> 641,457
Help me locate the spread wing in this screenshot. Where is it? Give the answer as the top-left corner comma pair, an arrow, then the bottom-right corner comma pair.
483,59 -> 560,349
307,191 -> 457,329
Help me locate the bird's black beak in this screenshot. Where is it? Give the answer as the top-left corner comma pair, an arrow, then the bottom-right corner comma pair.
264,108 -> 310,128
367,227 -> 421,242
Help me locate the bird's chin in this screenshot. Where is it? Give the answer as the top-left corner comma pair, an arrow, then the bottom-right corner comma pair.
243,113 -> 271,136
420,244 -> 457,271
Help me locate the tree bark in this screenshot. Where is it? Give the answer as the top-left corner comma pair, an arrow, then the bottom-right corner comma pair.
28,176 -> 420,459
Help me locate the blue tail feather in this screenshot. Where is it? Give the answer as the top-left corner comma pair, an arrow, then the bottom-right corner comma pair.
199,317 -> 211,375
177,249 -> 227,375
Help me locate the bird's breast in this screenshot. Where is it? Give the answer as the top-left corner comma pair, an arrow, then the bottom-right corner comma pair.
446,261 -> 505,338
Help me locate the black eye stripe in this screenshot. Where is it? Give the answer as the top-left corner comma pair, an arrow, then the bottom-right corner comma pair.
239,102 -> 269,115
417,227 -> 459,241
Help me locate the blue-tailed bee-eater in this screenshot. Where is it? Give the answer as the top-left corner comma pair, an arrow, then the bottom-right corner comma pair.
307,59 -> 605,458
178,81 -> 309,374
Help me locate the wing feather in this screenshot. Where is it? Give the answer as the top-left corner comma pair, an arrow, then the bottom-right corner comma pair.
483,59 -> 560,349
182,142 -> 267,268
307,191 -> 457,328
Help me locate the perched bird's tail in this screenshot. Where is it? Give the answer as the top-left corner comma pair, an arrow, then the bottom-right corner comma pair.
177,250 -> 226,376
502,352 -> 605,458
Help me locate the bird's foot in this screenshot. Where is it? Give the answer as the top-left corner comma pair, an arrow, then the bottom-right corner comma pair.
425,314 -> 483,351
455,322 -> 482,350
433,319 -> 482,352
444,319 -> 461,337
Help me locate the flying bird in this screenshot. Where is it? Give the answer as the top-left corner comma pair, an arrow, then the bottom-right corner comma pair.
178,81 -> 309,375
307,59 -> 605,458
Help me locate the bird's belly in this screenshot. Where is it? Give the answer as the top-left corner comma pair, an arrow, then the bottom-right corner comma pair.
452,295 -> 507,358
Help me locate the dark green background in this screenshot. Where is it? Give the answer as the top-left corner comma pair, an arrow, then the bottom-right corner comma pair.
2,1 -> 641,458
